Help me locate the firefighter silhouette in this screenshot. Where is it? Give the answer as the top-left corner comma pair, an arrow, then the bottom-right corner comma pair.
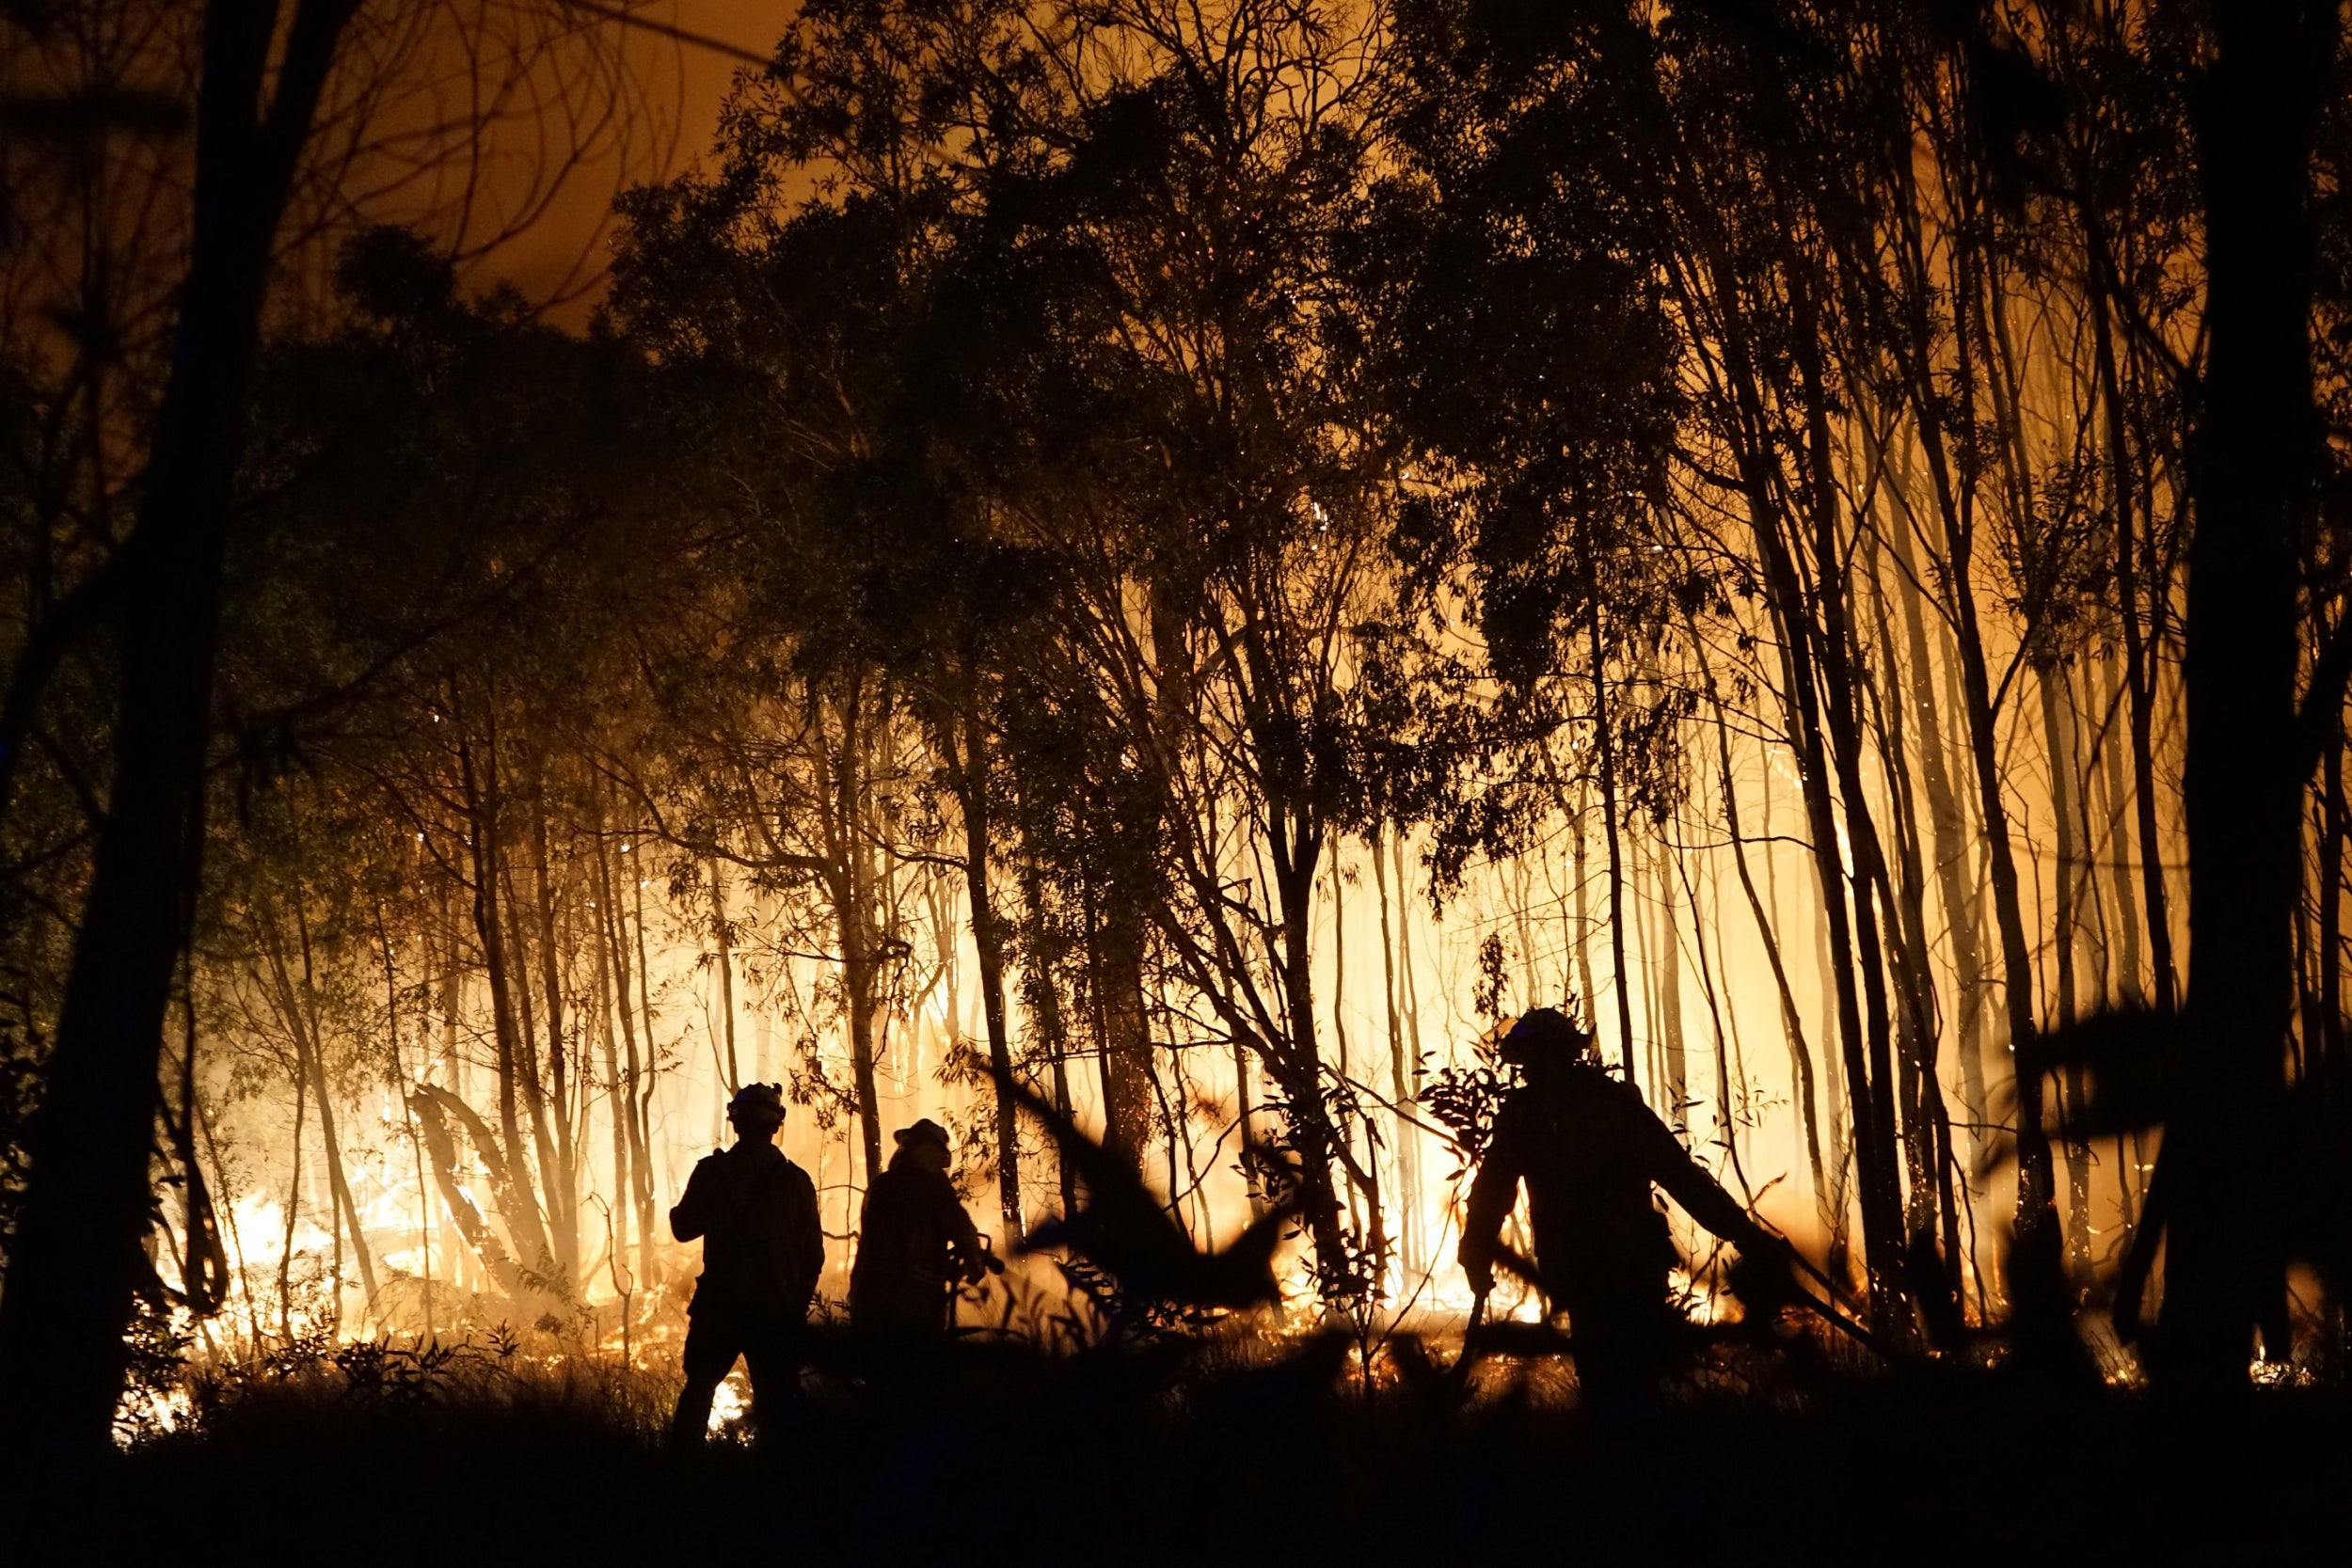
667,1083 -> 822,1445
1459,1008 -> 1789,1399
850,1118 -> 987,1336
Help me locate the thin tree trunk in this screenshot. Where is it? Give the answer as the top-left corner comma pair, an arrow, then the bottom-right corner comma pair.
1329,852 -> 1390,1269
377,903 -> 433,1338
2091,250 -> 2179,1013
953,695 -> 1023,1241
1742,460 -> 1901,1299
1656,841 -> 1688,1121
1879,128 -> 2063,1290
596,816 -> 657,1292
1700,643 -> 1830,1227
819,676 -> 884,1185
625,827 -> 662,1272
1374,827 -> 1422,1275
593,869 -> 630,1311
1571,781 -> 1598,1022
459,735 -> 558,1281
278,1037 -> 306,1340
1271,811 -> 1353,1293
1586,598 -> 1638,1087
1792,292 -> 1910,1306
270,896 -> 379,1310
2038,658 -> 2096,1283
531,800 -> 579,1283
500,852 -> 568,1283
708,859 -> 739,1091
1882,426 -> 1994,1127
1858,546 -> 1964,1322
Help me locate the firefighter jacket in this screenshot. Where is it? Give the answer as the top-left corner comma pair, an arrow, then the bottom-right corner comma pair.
671,1140 -> 823,1321
1463,1062 -> 1769,1306
849,1153 -> 983,1332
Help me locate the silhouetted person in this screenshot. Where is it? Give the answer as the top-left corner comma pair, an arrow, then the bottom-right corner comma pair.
668,1083 -> 822,1447
850,1119 -> 985,1336
1460,1008 -> 1788,1401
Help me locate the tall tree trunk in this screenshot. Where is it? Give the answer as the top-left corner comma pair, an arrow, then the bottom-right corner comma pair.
1739,452 -> 1902,1302
1854,515 -> 1963,1314
1701,654 -> 1829,1223
1570,784 -> 1599,1021
1879,123 -> 2063,1293
1883,425 -> 1994,1127
0,0 -> 360,1465
816,674 -> 885,1185
840,874 -> 884,1186
1655,842 -> 1688,1121
278,1039 -> 307,1338
257,900 -> 378,1310
1373,827 -> 1423,1275
625,831 -> 662,1272
1270,813 -> 1353,1294
2090,644 -> 2149,1008
2038,657 -> 2095,1283
459,736 -> 558,1282
592,868 -> 631,1311
2168,0 -> 2328,1385
1093,895 -> 1155,1170
2090,217 -> 2179,1013
1329,852 -> 1391,1269
531,800 -> 579,1284
1585,598 -> 1638,1086
1792,291 -> 1910,1306
377,903 -> 434,1337
953,695 -> 1023,1241
707,859 -> 739,1091
596,822 -> 656,1293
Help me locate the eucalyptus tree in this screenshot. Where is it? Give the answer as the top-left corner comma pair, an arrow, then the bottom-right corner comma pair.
930,0 -> 1426,1301
607,0 -> 1074,1233
612,0 -> 1427,1298
1358,0 -> 1687,1083
1361,1 -> 2100,1333
611,164 -> 965,1197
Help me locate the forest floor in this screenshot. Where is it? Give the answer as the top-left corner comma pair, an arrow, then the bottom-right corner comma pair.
52,1333 -> 2352,1563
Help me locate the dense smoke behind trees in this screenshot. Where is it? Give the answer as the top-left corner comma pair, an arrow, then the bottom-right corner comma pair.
5,0 -> 2351,1449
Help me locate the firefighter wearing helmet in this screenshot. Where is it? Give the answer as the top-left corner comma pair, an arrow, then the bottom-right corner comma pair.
1458,1008 -> 1791,1400
666,1082 -> 823,1446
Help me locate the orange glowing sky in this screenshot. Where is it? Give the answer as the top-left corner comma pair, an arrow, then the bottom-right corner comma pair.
490,2 -> 790,320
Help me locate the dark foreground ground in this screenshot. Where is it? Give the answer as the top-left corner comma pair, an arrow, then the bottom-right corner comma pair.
39,1335 -> 2352,1563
